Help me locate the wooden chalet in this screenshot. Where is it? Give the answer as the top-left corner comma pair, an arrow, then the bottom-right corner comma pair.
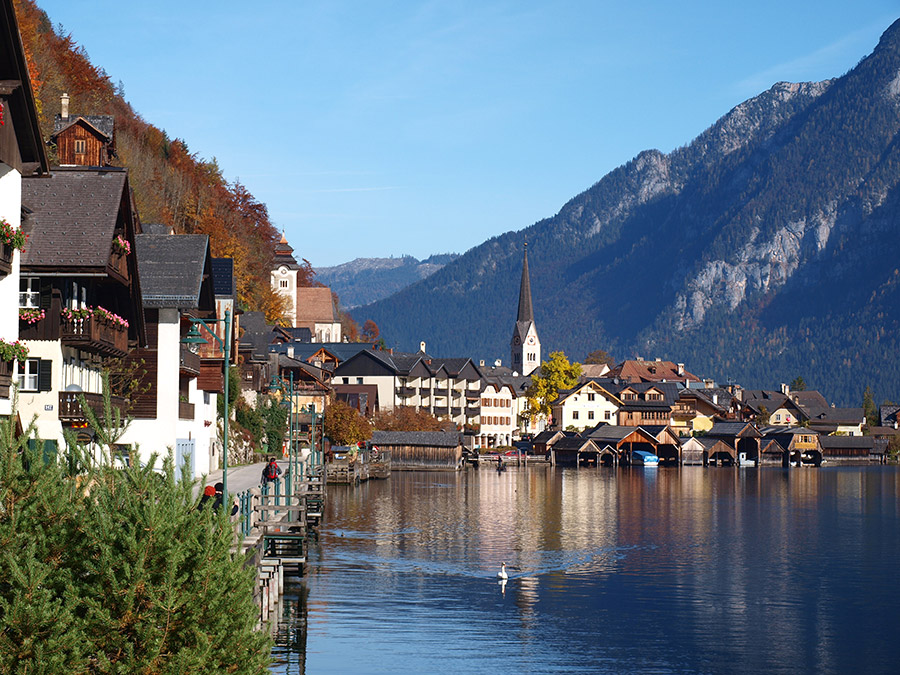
18,168 -> 144,443
614,382 -> 677,427
50,94 -> 115,167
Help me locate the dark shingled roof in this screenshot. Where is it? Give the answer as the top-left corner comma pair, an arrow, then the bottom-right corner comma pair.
53,114 -> 114,140
136,234 -> 210,308
370,430 -> 460,448
21,169 -> 127,267
517,245 -> 534,323
141,223 -> 171,235
819,436 -> 874,450
211,258 -> 234,298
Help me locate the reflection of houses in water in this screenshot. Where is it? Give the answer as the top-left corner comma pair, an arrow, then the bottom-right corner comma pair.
271,581 -> 309,674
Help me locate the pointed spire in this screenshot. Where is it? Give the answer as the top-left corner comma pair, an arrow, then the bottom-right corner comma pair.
517,242 -> 534,323
279,230 -> 288,244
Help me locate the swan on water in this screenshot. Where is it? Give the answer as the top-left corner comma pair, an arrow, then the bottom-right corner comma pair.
498,562 -> 508,580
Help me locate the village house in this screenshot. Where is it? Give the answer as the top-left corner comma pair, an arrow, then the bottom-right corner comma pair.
608,358 -> 700,385
613,381 -> 678,427
478,380 -> 516,448
550,379 -> 621,432
118,233 -> 225,477
0,3 -> 49,416
50,93 -> 115,167
17,168 -> 144,454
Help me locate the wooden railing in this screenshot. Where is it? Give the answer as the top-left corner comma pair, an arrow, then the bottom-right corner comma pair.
179,400 -> 195,420
179,344 -> 201,375
58,391 -> 127,424
109,248 -> 128,279
60,313 -> 127,356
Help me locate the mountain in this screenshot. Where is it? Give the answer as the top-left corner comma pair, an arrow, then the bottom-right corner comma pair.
354,19 -> 900,406
317,254 -> 459,309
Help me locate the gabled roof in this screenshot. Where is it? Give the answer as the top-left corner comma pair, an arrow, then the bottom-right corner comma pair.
609,359 -> 700,383
136,234 -> 214,309
52,114 -> 114,141
585,425 -> 656,444
22,168 -> 129,268
370,430 -> 459,448
552,437 -> 599,452
296,286 -> 337,323
818,436 -> 874,450
790,390 -> 829,410
758,426 -> 819,438
707,421 -> 761,438
555,380 -> 622,405
880,405 -> 900,427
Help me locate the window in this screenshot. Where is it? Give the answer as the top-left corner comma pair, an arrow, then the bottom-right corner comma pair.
279,279 -> 288,288
587,393 -> 595,402
74,139 -> 86,154
18,359 -> 39,391
572,411 -> 579,420
356,377 -> 363,385
588,411 -> 595,420
604,411 -> 611,420
19,277 -> 40,308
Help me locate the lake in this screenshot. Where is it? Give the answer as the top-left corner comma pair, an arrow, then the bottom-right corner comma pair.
270,465 -> 900,674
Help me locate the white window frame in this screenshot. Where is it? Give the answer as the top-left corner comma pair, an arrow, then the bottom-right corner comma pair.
18,358 -> 39,392
19,277 -> 40,308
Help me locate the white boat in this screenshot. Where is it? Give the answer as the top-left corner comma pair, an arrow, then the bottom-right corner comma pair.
631,450 -> 659,467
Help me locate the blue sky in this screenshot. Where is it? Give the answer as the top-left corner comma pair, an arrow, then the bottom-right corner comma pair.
36,1 -> 898,267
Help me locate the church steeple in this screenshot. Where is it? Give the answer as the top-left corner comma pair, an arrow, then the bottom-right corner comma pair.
510,243 -> 540,376
517,242 -> 534,323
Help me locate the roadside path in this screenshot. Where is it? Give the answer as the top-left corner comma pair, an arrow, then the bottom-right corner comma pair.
193,460 -> 285,496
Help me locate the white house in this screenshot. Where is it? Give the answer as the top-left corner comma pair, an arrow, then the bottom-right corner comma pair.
0,3 -> 50,417
551,380 -> 621,432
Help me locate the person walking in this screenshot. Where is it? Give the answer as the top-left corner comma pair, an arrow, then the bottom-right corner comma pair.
197,484 -> 216,511
262,457 -> 282,484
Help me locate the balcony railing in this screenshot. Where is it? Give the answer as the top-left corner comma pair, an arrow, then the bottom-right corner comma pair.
59,391 -> 127,424
451,407 -> 462,416
109,248 -> 128,279
179,400 -> 195,420
179,344 -> 201,375
397,386 -> 417,397
60,313 -> 128,356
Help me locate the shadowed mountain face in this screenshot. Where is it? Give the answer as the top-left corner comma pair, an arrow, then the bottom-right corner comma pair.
354,19 -> 900,405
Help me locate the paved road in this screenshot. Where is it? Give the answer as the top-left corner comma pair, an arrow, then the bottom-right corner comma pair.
194,460 -> 284,497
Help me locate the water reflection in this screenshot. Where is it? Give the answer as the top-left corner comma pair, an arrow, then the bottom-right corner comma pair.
270,466 -> 900,674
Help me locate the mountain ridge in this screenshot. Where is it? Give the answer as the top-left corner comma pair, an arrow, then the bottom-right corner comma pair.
354,19 -> 900,406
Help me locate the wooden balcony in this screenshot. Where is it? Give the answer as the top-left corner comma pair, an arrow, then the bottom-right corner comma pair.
60,313 -> 128,356
0,243 -> 12,277
108,248 -> 129,280
179,400 -> 195,420
179,344 -> 201,375
58,391 -> 127,424
0,358 -> 13,398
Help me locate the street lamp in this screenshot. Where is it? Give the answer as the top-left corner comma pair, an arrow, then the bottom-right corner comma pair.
181,308 -> 232,497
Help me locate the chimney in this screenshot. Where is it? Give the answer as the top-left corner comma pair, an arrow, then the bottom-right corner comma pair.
780,383 -> 789,395
419,341 -> 426,353
61,93 -> 69,119
287,345 -> 294,359
655,357 -> 661,362
479,360 -> 485,367
677,363 -> 685,376
713,393 -> 718,405
494,359 -> 501,367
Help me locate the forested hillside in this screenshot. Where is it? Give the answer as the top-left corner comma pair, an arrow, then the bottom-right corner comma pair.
356,19 -> 900,406
13,0 -> 286,320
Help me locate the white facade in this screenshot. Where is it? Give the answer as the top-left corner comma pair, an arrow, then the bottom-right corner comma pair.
511,322 -> 541,377
271,264 -> 298,326
0,164 -> 21,416
478,383 -> 516,447
551,381 -> 620,432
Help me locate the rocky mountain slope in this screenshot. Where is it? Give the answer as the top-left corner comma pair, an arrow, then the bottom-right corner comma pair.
354,19 -> 900,405
317,254 -> 458,308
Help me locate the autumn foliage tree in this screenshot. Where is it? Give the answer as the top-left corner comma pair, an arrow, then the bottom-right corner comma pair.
524,351 -> 581,424
372,406 -> 454,432
13,0 -> 288,323
324,399 -> 372,446
361,320 -> 380,342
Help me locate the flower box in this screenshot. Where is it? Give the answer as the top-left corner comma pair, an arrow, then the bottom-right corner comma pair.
0,242 -> 11,277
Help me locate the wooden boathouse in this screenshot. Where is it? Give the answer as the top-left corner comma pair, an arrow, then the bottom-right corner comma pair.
370,430 -> 462,470
581,425 -> 659,466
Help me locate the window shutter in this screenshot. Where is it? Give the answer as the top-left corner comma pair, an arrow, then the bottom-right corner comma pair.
38,359 -> 52,392
39,278 -> 52,310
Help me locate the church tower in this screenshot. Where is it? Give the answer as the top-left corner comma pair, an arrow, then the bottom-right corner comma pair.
510,244 -> 541,376
270,232 -> 300,325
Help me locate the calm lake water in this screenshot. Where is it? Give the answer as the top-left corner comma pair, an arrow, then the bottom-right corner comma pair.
270,466 -> 900,674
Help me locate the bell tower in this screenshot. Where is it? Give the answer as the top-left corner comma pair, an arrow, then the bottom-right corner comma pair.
510,243 -> 540,375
